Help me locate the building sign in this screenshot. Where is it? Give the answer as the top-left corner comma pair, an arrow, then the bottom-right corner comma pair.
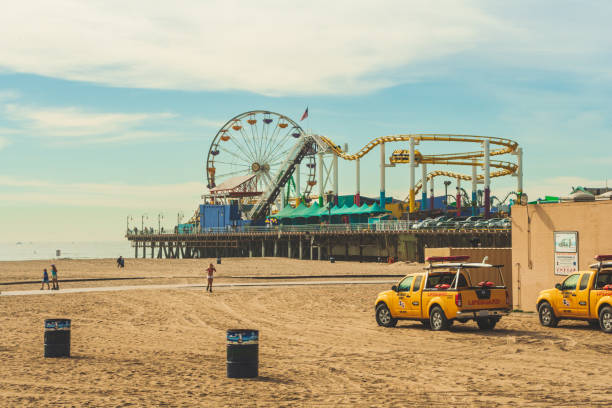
554,253 -> 578,275
554,231 -> 577,253
554,231 -> 578,275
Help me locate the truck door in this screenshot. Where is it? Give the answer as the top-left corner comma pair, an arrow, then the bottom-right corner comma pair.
556,274 -> 580,316
406,275 -> 423,318
590,271 -> 612,317
574,272 -> 592,317
392,276 -> 413,317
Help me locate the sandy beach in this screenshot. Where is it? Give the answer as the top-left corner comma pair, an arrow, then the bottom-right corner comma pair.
1,258 -> 611,407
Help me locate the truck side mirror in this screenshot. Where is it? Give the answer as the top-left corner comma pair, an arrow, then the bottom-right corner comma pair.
555,283 -> 562,291
391,285 -> 398,292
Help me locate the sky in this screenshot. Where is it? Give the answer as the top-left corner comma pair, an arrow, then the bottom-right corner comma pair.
0,0 -> 611,242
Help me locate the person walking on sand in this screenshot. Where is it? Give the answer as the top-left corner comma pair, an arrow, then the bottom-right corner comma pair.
206,263 -> 216,293
51,264 -> 59,290
41,268 -> 50,290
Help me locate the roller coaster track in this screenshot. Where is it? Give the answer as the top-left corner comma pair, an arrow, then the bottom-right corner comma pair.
248,133 -> 518,221
318,134 -> 518,161
316,133 -> 519,202
400,160 -> 518,196
405,167 -> 516,201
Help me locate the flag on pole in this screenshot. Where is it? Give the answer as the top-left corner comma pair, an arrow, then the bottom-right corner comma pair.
300,107 -> 309,121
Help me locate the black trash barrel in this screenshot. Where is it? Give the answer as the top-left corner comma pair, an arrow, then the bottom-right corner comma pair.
217,257 -> 222,265
226,329 -> 258,378
44,319 -> 71,358
330,256 -> 335,263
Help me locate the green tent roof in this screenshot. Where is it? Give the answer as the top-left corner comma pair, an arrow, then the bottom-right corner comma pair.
271,201 -> 389,220
270,204 -> 295,219
330,204 -> 351,216
344,203 -> 371,215
299,202 -> 321,218
286,202 -> 310,219
315,203 -> 333,217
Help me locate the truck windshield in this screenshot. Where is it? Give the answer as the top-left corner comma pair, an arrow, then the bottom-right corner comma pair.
425,272 -> 468,289
425,267 -> 506,289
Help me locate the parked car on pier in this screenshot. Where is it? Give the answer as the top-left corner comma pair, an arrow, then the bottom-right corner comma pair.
458,216 -> 483,229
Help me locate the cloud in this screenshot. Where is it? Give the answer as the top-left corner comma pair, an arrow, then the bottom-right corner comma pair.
191,118 -> 226,129
0,90 -> 20,101
3,104 -> 174,137
0,1 -> 506,95
1,2 -> 610,96
0,103 -> 201,144
0,175 -> 203,209
0,136 -> 9,150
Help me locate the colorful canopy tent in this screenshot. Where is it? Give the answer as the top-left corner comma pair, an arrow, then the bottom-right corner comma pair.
272,205 -> 296,219
278,202 -> 310,224
269,202 -> 323,224
330,204 -> 351,216
287,202 -> 311,219
299,202 -> 321,218
270,201 -> 391,224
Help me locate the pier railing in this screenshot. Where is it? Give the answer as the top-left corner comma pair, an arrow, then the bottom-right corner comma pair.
127,220 -> 510,236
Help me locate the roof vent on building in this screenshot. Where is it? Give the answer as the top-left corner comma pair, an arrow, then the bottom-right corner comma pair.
596,191 -> 612,200
564,191 -> 595,202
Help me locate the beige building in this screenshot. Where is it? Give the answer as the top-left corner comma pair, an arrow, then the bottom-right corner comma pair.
512,200 -> 612,311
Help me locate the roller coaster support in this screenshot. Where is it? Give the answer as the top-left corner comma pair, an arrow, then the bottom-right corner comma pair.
295,162 -> 300,205
318,151 -> 324,206
483,138 -> 491,218
333,153 -> 339,205
429,178 -> 435,211
513,147 -> 523,198
472,159 -> 478,216
456,178 -> 462,217
409,137 -> 416,213
379,143 -> 386,206
355,158 -> 361,206
421,163 -> 427,211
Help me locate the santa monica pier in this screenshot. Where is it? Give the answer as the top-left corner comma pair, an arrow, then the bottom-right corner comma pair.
126,110 -> 522,262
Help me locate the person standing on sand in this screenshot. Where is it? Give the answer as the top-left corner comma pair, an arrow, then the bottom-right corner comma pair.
206,263 -> 216,293
51,264 -> 59,290
41,268 -> 50,290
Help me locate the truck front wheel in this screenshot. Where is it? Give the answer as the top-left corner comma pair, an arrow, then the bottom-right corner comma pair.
599,306 -> 612,333
538,302 -> 559,328
376,303 -> 398,328
429,306 -> 450,331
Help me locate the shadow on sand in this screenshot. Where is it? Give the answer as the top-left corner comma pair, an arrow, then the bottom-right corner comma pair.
395,320 -> 597,338
250,376 -> 293,385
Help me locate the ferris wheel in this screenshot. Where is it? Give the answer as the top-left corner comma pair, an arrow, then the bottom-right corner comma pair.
206,110 -> 317,205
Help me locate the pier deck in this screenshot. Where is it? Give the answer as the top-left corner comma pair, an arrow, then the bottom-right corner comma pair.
126,227 -> 510,263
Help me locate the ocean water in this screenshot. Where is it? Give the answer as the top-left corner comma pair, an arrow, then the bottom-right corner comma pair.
0,241 -> 134,261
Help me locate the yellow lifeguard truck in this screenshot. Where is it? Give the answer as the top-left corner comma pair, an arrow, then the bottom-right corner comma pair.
536,255 -> 612,333
374,256 -> 511,330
